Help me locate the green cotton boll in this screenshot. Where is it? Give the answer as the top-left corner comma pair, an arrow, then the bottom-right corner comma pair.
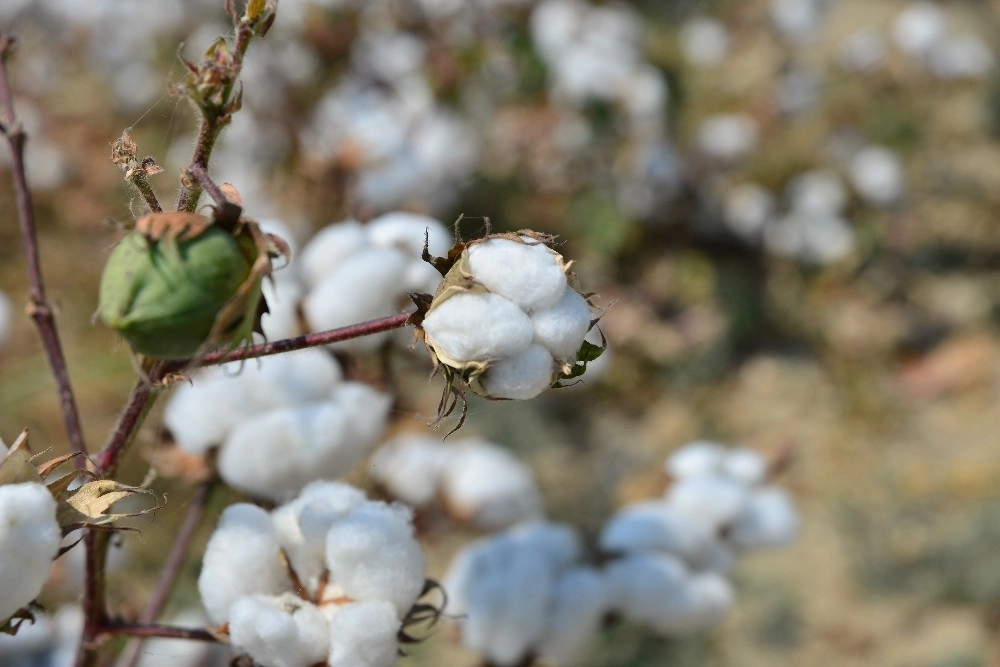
98,227 -> 253,359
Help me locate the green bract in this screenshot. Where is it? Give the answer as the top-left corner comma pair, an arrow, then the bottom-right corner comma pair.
98,221 -> 254,359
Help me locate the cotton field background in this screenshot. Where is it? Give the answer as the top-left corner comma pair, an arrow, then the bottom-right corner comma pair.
0,0 -> 999,665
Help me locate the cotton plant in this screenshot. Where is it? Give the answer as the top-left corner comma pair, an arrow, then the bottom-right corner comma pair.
163,348 -> 392,501
370,433 -> 543,530
198,481 -> 430,667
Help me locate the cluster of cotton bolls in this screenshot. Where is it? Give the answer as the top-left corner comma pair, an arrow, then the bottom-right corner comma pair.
371,433 -> 542,530
442,442 -> 798,666
198,481 -> 426,667
163,348 -> 391,501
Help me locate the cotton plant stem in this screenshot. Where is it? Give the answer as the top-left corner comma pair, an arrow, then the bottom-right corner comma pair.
116,477 -> 218,667
100,623 -> 218,642
0,35 -> 88,468
77,531 -> 111,667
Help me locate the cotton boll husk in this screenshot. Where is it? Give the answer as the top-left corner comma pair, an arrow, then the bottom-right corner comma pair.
599,501 -> 712,564
721,447 -> 768,485
665,441 -> 727,480
239,349 -> 343,413
329,383 -> 392,452
479,344 -> 556,400
531,288 -> 592,362
228,594 -> 330,667
465,238 -> 568,312
199,504 -> 291,625
324,503 -> 425,616
298,221 -> 369,288
665,474 -> 751,532
324,601 -> 400,667
0,482 -> 61,622
302,247 -> 409,352
366,211 -> 452,260
370,435 -> 449,506
538,568 -> 608,665
272,482 -> 367,596
218,403 -> 354,502
849,146 -> 904,206
421,292 -> 534,365
440,439 -> 543,529
164,366 -> 253,454
729,487 -> 800,550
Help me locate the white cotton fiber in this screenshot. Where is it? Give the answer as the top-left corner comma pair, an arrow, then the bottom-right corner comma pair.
217,403 -> 350,501
729,487 -> 800,550
538,568 -> 609,665
598,501 -> 711,564
366,211 -> 452,260
604,552 -> 701,632
329,383 -> 392,452
228,594 -> 330,667
465,238 -> 568,312
0,482 -> 61,622
299,221 -> 369,288
479,344 -> 555,400
422,292 -> 534,364
666,474 -> 751,532
240,349 -> 343,412
665,441 -> 726,479
508,521 -> 582,568
531,288 -> 592,361
370,435 -> 449,506
324,600 -> 400,667
260,273 -> 304,341
324,503 -> 426,616
440,440 -> 542,529
164,366 -> 253,454
721,447 -> 768,485
198,504 -> 291,625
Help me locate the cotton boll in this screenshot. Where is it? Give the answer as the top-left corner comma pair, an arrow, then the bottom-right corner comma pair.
324,601 -> 400,667
531,0 -> 587,63
723,183 -> 774,240
217,403 -> 352,501
681,573 -> 735,631
324,503 -> 426,616
666,474 -> 750,532
422,292 -> 534,364
164,366 -> 253,454
763,212 -> 856,264
665,441 -> 726,480
770,0 -> 827,43
839,28 -> 888,72
729,487 -> 800,550
531,288 -> 593,362
603,552 -> 689,624
329,383 -> 392,453
787,169 -> 847,216
402,259 -> 445,295
599,501 -> 712,564
927,35 -> 995,80
695,114 -> 758,161
465,238 -> 568,312
538,568 -> 608,665
892,1 -> 947,57
370,435 -> 449,506
849,146 -> 904,207
298,221 -> 369,289
721,448 -> 768,485
507,521 -> 582,568
302,247 -> 409,352
198,504 -> 291,625
479,344 -> 556,400
229,594 -> 330,667
680,17 -> 728,67
239,349 -> 343,413
0,483 -> 61,622
260,273 -> 304,341
366,211 -> 452,260
440,440 -> 543,529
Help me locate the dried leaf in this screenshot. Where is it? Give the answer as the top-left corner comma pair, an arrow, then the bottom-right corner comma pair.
136,212 -> 212,243
35,452 -> 82,480
0,430 -> 44,486
54,478 -> 163,532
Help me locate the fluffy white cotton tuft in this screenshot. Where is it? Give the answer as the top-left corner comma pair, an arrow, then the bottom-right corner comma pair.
298,221 -> 369,288
599,501 -> 712,564
324,600 -> 400,667
465,237 -> 568,312
531,288 -> 592,361
538,567 -> 608,665
665,441 -> 726,480
422,292 -> 534,364
366,211 -> 452,260
479,344 -> 555,400
370,435 -> 449,507
229,594 -> 330,667
666,474 -> 751,532
729,487 -> 800,550
0,482 -> 61,622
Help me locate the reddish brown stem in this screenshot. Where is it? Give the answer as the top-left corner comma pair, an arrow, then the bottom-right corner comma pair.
100,622 -> 218,642
0,35 -> 87,468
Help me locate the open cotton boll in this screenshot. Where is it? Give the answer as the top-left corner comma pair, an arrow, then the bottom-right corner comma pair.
729,487 -> 800,551
164,366 -> 254,454
531,288 -> 592,362
403,259 -> 446,295
0,482 -> 61,622
508,521 -> 583,568
676,573 -> 735,632
695,113 -> 758,161
849,146 -> 904,207
440,439 -> 543,529
298,221 -> 369,289
599,501 -> 712,564
892,1 -> 947,57
239,349 -> 343,412
228,594 -> 330,667
366,211 -> 452,260
324,601 -> 400,667
666,474 -> 751,532
763,212 -> 855,264
479,344 -> 556,400
370,435 -> 449,506
218,403 -> 356,501
680,17 -> 728,67
260,273 -> 304,341
721,448 -> 768,485
723,183 -> 773,240
198,504 -> 291,625
604,552 -> 690,626
665,441 -> 727,480
465,238 -> 568,312
538,568 -> 609,665
839,28 -> 888,72
421,292 -> 534,364
787,169 -> 847,216
324,503 -> 426,616
328,383 -> 392,452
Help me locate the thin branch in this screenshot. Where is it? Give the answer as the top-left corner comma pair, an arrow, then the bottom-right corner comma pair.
116,477 -> 218,667
92,368 -> 165,477
0,35 -> 87,468
76,531 -> 110,667
100,622 -> 218,643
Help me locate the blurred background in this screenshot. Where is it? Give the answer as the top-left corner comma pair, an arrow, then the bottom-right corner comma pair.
0,0 -> 999,665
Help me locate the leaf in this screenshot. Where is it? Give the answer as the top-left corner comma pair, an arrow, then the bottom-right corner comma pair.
35,452 -> 83,480
0,430 -> 44,487
53,478 -> 164,532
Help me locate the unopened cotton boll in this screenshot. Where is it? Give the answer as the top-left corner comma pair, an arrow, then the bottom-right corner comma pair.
0,482 -> 61,622
892,1 -> 947,57
198,504 -> 291,625
324,503 -> 426,616
324,601 -> 400,667
228,594 -> 330,667
680,17 -> 728,67
849,146 -> 904,207
440,440 -> 543,529
729,487 -> 800,550
695,114 -> 758,161
421,292 -> 534,365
